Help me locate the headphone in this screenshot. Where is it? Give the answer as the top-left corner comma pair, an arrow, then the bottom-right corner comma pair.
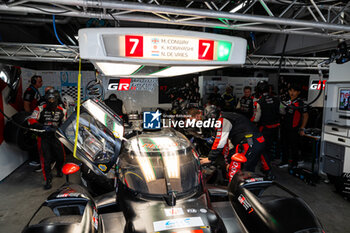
31,75 -> 41,85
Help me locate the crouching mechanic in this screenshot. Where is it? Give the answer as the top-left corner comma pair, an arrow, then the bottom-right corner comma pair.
189,106 -> 272,180
28,89 -> 66,189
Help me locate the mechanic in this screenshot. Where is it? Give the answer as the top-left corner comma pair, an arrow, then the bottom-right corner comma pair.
104,93 -> 127,119
279,83 -> 309,168
28,89 -> 66,189
190,87 -> 201,105
189,106 -> 272,178
208,86 -> 223,108
23,75 -> 43,168
41,86 -> 64,107
23,75 -> 43,113
269,84 -> 277,96
251,81 -> 280,163
236,86 -> 254,119
222,86 -> 237,112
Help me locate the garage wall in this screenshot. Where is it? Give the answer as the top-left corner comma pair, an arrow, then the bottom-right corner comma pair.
329,62 -> 350,82
21,70 -> 173,113
21,71 -> 275,113
21,68 -> 96,101
0,80 -> 27,181
308,74 -> 325,108
0,68 -> 96,181
102,77 -> 172,113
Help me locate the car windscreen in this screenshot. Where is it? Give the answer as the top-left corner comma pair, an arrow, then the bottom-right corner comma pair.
57,99 -> 123,174
64,112 -> 118,162
118,132 -> 200,196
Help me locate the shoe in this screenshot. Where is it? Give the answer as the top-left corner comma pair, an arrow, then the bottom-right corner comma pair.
51,162 -> 56,170
34,167 -> 42,173
44,179 -> 52,190
29,161 -> 40,166
278,163 -> 288,168
57,170 -> 63,177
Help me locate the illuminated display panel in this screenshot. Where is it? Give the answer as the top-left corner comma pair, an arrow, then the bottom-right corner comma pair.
123,35 -> 231,62
79,28 -> 247,76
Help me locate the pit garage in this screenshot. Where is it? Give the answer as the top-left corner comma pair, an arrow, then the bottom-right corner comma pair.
0,1 -> 350,233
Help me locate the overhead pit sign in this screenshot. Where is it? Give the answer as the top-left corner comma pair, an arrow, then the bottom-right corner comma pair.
124,35 -> 230,61
79,28 -> 246,66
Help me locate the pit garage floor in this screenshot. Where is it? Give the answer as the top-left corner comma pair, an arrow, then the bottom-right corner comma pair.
0,159 -> 349,233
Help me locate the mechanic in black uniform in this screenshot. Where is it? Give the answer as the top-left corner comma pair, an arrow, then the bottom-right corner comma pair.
279,83 -> 309,168
236,86 -> 254,120
28,89 -> 66,189
251,81 -> 280,162
189,87 -> 201,106
208,86 -> 223,107
23,75 -> 43,168
104,94 -> 127,119
189,106 -> 271,176
222,86 -> 237,112
23,75 -> 43,113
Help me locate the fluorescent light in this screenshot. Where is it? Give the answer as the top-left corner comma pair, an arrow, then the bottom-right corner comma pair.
230,3 -> 244,13
94,61 -> 223,77
95,62 -> 140,76
149,66 -> 223,77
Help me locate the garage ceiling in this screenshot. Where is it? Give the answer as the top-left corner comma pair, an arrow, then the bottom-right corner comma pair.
0,0 -> 349,70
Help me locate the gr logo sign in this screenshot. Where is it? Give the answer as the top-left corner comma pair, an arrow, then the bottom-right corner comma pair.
310,80 -> 326,90
107,79 -> 131,91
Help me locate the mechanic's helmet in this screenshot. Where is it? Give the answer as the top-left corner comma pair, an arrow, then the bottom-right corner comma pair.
45,89 -> 59,109
62,94 -> 74,108
204,104 -> 221,120
256,80 -> 269,95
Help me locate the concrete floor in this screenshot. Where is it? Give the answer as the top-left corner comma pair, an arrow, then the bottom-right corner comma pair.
0,161 -> 349,233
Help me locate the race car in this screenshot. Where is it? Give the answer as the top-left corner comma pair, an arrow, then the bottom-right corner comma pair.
22,99 -> 324,233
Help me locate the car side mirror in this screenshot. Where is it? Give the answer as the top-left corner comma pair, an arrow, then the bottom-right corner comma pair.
62,163 -> 80,183
62,163 -> 80,175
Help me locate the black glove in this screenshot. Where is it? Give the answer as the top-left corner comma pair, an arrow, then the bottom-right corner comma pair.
208,149 -> 222,162
43,126 -> 56,132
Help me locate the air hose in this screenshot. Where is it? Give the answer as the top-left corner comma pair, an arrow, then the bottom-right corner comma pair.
277,33 -> 326,109
0,108 -> 45,133
280,61 -> 328,109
